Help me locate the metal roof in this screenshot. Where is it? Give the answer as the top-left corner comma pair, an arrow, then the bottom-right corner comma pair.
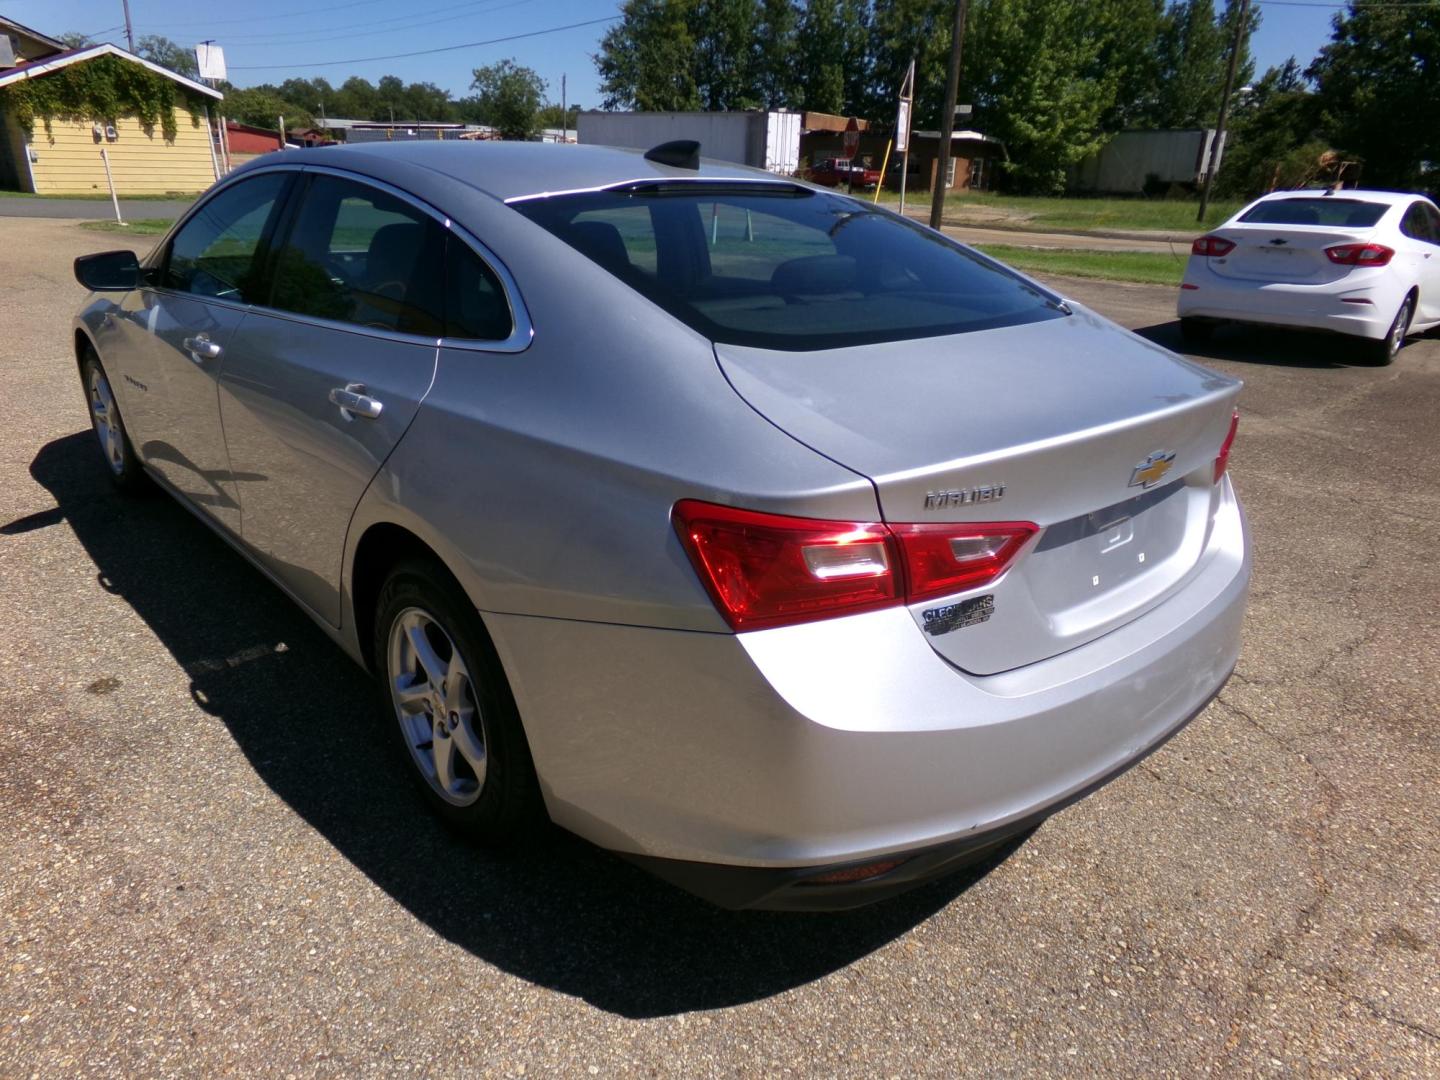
266,140 -> 786,202
0,43 -> 222,100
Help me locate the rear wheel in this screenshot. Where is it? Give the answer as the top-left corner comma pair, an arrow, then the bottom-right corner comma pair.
1368,296 -> 1412,366
81,350 -> 146,492
1179,317 -> 1215,345
374,559 -> 543,845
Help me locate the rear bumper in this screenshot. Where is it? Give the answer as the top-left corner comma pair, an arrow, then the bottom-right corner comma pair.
1177,263 -> 1405,340
486,480 -> 1250,906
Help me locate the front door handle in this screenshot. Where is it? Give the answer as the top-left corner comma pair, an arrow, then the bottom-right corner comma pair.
182,334 -> 223,361
329,383 -> 384,420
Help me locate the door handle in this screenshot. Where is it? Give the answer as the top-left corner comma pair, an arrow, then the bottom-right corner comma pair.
329,383 -> 384,420
183,334 -> 223,361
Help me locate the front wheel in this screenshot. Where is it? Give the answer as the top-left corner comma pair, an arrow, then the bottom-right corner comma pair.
81,351 -> 146,491
374,559 -> 543,845
1367,296 -> 1412,366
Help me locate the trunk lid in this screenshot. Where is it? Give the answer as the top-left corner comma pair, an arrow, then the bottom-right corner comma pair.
1204,223 -> 1373,284
716,305 -> 1241,674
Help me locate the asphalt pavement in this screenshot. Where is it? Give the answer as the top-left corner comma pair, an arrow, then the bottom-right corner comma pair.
0,196 -> 191,220
1,217 -> 1436,1077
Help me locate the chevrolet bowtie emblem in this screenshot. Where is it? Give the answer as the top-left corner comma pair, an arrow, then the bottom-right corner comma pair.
1129,451 -> 1176,489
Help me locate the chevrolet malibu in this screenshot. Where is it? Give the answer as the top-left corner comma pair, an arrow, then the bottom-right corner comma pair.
72,141 -> 1249,909
1178,188 -> 1440,364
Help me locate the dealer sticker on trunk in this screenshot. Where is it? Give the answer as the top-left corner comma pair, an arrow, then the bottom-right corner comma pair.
921,595 -> 995,636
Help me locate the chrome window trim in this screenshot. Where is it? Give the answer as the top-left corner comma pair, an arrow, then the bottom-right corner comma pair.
503,175 -> 808,204
159,161 -> 534,355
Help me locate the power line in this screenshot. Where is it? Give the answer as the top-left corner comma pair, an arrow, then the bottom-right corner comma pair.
185,0 -> 538,48
228,14 -> 621,71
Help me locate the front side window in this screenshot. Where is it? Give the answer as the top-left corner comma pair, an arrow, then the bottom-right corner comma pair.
269,174 -> 446,335
1238,198 -> 1388,228
163,172 -> 289,301
513,184 -> 1064,351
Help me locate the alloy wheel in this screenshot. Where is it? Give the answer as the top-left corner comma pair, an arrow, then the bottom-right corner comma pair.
87,367 -> 125,476
387,607 -> 488,806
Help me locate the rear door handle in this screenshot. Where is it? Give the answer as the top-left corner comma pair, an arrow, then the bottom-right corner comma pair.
182,334 -> 223,361
329,383 -> 384,420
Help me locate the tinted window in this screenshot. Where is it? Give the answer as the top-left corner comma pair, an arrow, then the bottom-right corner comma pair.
1401,203 -> 1437,243
269,174 -> 445,335
164,173 -> 288,300
445,236 -> 513,340
1239,198 -> 1388,228
514,186 -> 1064,350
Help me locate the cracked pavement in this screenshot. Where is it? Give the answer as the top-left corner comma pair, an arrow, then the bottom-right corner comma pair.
1,218 -> 1437,1076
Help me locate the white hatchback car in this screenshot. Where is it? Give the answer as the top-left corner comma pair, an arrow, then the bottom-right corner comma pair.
1178,189 -> 1440,364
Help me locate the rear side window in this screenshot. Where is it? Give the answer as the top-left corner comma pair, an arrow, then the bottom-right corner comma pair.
269,174 -> 446,335
164,172 -> 289,301
513,185 -> 1064,351
444,236 -> 513,340
1401,203 -> 1437,243
1239,198 -> 1388,228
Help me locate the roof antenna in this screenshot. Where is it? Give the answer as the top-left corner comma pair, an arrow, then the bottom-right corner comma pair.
644,140 -> 700,170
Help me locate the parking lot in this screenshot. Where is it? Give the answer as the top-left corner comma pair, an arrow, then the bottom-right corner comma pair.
2,216 -> 1437,1076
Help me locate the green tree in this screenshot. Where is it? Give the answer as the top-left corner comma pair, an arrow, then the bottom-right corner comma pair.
596,0 -> 702,110
1215,59 -> 1329,197
693,0 -> 762,110
1309,1 -> 1439,191
753,0 -> 801,109
1150,0 -> 1258,128
470,58 -> 546,139
797,0 -> 870,114
222,87 -> 313,131
59,32 -> 92,49
135,34 -> 199,79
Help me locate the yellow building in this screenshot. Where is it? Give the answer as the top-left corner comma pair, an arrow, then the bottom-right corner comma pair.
0,22 -> 223,196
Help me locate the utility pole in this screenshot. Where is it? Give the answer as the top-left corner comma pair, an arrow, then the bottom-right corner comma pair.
121,0 -> 135,52
930,0 -> 968,230
561,73 -> 567,143
1197,0 -> 1249,224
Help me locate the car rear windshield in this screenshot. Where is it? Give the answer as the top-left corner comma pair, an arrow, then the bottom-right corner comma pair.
1238,198 -> 1388,228
511,184 -> 1065,350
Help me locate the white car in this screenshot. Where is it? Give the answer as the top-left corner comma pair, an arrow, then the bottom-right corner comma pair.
1178,189 -> 1440,364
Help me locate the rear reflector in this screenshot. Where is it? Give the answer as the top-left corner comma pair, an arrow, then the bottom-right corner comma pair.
801,859 -> 906,886
1214,410 -> 1239,484
1191,235 -> 1236,257
1325,242 -> 1394,267
673,501 -> 1037,631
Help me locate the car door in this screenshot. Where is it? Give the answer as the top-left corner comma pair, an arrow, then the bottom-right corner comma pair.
217,171 -> 445,626
1402,202 -> 1440,324
114,171 -> 294,534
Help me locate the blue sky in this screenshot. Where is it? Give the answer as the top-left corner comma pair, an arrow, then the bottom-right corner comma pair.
10,0 -> 1343,112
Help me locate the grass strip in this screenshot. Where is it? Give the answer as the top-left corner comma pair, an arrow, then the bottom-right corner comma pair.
974,243 -> 1186,287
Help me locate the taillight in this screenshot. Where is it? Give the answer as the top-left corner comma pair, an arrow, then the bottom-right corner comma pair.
1214,410 -> 1239,484
889,522 -> 1038,605
1325,242 -> 1394,267
673,500 -> 1036,631
1191,235 -> 1235,257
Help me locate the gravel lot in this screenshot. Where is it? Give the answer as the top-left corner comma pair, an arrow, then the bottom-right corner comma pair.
1,217 -> 1437,1077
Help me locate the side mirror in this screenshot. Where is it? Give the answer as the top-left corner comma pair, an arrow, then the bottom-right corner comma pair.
74,250 -> 142,292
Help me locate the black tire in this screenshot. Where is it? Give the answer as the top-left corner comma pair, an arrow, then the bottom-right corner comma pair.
1179,317 -> 1215,345
80,350 -> 147,492
373,558 -> 543,845
1367,295 -> 1412,366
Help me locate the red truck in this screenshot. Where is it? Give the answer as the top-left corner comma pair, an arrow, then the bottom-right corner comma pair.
808,158 -> 882,190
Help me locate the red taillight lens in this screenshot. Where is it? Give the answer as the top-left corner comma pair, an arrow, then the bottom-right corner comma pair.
889,521 -> 1038,605
1214,410 -> 1239,484
673,501 -> 1037,631
1191,235 -> 1235,257
1324,242 -> 1394,267
673,501 -> 900,631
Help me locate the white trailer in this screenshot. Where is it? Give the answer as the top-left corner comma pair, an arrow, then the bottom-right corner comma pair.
1072,129 -> 1225,194
577,111 -> 801,175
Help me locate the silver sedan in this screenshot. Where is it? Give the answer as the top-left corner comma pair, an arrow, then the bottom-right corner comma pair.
72,141 -> 1249,909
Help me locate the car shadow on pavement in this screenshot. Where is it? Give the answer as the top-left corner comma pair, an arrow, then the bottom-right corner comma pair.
20,431 -> 1020,1019
1135,319 -> 1386,368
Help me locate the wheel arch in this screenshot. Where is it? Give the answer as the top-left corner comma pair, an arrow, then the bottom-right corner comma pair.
349,521 -> 471,673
